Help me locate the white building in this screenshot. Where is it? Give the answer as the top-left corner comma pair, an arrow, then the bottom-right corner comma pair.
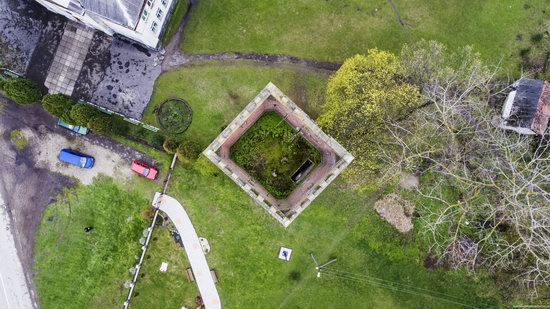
34,0 -> 176,49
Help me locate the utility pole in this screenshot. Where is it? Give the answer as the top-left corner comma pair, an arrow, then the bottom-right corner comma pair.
310,253 -> 337,278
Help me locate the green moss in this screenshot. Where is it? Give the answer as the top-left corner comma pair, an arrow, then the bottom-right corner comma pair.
10,129 -> 27,149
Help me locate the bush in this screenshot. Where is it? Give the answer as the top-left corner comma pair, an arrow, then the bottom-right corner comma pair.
42,94 -> 76,121
0,79 -> 5,90
87,113 -> 113,135
163,138 -> 179,154
531,33 -> 544,43
151,134 -> 165,148
176,140 -> 201,162
3,77 -> 44,104
69,104 -> 100,127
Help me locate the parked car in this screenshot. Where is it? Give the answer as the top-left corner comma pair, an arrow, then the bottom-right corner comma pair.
58,149 -> 94,168
131,160 -> 158,180
57,119 -> 89,135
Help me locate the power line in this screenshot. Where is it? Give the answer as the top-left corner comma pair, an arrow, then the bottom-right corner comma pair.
319,270 -> 479,309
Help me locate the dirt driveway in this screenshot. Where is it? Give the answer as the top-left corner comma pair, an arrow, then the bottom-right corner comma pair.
0,96 -> 156,307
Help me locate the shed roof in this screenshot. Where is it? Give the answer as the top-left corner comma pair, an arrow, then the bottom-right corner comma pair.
504,79 -> 544,129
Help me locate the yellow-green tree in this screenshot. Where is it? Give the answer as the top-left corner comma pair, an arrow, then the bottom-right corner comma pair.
317,50 -> 421,184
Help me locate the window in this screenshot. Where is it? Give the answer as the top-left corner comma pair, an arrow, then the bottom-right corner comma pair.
151,21 -> 158,32
161,0 -> 168,6
156,8 -> 163,19
141,9 -> 148,21
146,0 -> 153,6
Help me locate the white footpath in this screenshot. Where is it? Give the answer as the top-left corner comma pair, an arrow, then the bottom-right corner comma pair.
153,193 -> 221,309
0,193 -> 34,309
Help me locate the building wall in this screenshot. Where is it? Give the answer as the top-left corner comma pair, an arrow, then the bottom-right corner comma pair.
35,0 -> 176,49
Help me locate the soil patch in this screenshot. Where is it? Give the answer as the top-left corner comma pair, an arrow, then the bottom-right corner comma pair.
374,193 -> 415,233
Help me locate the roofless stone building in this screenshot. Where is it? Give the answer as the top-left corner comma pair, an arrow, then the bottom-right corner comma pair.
204,83 -> 354,227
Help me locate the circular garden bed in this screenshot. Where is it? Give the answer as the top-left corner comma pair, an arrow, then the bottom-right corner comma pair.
156,98 -> 193,134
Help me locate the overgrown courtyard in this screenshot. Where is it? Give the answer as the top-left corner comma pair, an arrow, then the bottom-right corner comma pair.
230,112 -> 321,198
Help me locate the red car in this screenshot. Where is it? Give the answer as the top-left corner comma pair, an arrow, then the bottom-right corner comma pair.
131,160 -> 158,180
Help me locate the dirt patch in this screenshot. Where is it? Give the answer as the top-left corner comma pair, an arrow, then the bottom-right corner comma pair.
25,127 -> 132,185
398,173 -> 419,190
374,193 -> 415,233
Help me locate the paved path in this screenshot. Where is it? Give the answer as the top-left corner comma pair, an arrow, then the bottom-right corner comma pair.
153,192 -> 221,309
0,195 -> 35,309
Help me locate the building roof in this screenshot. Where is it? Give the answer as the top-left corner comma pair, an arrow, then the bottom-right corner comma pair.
532,81 -> 550,134
80,0 -> 144,29
504,79 -> 544,129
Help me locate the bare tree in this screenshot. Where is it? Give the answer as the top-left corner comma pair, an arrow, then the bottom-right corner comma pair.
385,41 -> 550,295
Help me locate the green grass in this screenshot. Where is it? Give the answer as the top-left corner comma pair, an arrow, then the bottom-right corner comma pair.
131,227 -> 199,308
182,0 -> 548,74
10,129 -> 27,149
143,61 -> 329,146
231,112 -> 321,198
161,0 -> 189,46
33,176 -> 161,309
159,162 -> 500,308
135,62 -> 502,308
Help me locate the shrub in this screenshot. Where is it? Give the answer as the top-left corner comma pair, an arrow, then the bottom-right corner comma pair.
69,104 -> 100,127
163,138 -> 179,154
87,113 -> 113,135
531,33 -> 544,43
42,94 -> 76,121
3,77 -> 44,104
151,134 -> 165,148
176,140 -> 201,162
0,79 -> 5,90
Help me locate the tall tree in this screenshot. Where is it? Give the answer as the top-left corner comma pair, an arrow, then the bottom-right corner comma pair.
317,50 -> 421,184
387,40 -> 550,294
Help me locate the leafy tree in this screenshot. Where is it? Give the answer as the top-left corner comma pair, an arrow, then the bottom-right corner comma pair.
42,93 -> 76,122
176,140 -> 201,162
3,77 -> 44,104
69,104 -> 100,127
317,50 -> 421,184
87,113 -> 113,135
163,138 -> 179,154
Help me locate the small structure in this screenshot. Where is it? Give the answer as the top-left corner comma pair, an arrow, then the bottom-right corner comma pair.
278,247 -> 293,261
499,79 -> 550,135
203,83 -> 354,227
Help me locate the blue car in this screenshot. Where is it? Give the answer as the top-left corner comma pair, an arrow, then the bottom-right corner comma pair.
58,149 -> 94,169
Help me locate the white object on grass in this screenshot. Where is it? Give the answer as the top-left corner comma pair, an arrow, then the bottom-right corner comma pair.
159,262 -> 168,272
278,247 -> 293,261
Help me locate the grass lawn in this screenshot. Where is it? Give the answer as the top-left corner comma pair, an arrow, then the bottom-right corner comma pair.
231,112 -> 321,198
182,0 -> 549,74
143,61 -> 329,146
135,62 -> 502,308
131,227 -> 199,308
33,176 -> 161,309
160,162 -> 500,308
161,0 -> 189,46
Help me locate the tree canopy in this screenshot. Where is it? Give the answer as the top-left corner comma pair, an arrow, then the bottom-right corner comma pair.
69,104 -> 100,127
3,77 -> 44,104
317,50 -> 421,183
42,94 -> 76,122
